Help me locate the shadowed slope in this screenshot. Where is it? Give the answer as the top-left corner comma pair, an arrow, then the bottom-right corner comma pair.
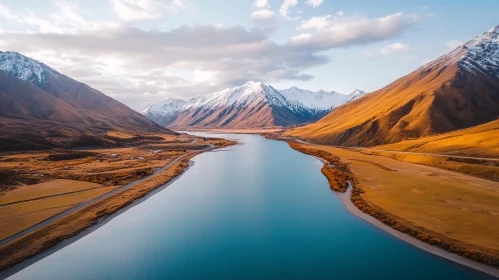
0,52 -> 173,151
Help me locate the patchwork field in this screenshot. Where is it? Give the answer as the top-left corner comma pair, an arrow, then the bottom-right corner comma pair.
0,180 -> 118,240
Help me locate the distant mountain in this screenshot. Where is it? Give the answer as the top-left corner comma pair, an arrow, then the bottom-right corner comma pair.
0,51 -> 173,150
347,89 -> 367,101
286,25 -> 499,146
142,82 -> 365,129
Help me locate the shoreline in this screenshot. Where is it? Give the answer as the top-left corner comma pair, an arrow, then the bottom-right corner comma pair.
275,136 -> 499,275
0,159 -> 199,279
288,142 -> 499,278
0,141 -> 235,277
335,182 -> 499,278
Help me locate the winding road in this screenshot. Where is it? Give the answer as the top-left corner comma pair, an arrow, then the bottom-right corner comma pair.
0,143 -> 215,247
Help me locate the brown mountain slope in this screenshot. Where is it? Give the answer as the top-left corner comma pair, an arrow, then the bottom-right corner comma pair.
0,52 -> 174,151
286,27 -> 499,146
167,100 -> 321,129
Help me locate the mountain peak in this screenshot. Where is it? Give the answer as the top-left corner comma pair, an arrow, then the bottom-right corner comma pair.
457,24 -> 499,78
0,51 -> 58,83
243,81 -> 262,87
487,24 -> 499,37
348,89 -> 367,100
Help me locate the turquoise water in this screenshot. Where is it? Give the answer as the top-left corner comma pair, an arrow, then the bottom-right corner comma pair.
7,134 -> 493,279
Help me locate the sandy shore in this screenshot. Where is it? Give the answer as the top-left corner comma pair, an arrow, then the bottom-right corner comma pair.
336,182 -> 499,278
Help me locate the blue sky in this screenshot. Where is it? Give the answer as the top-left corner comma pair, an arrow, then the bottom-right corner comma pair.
0,0 -> 497,107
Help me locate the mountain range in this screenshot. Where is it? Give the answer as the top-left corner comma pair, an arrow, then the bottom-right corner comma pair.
142,82 -> 366,129
0,51 -> 173,151
287,25 -> 499,146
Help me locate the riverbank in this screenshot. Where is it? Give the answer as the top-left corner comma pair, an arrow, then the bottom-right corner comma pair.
287,141 -> 499,278
335,183 -> 499,278
0,139 -> 236,273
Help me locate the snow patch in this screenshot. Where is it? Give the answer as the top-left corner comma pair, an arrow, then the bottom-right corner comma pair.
0,51 -> 59,83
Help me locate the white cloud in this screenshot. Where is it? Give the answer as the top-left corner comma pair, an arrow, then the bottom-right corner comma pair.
297,15 -> 333,31
1,2 -> 115,34
251,9 -> 276,20
0,3 -> 20,20
111,0 -> 189,21
292,33 -> 312,41
379,43 -> 410,55
446,40 -> 462,50
0,7 -> 421,103
2,25 -> 328,101
193,70 -> 219,85
293,12 -> 418,49
253,0 -> 270,8
336,11 -> 344,16
305,0 -> 324,8
279,0 -> 298,17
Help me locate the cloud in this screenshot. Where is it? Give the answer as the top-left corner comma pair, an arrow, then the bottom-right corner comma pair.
0,3 -> 20,20
379,43 -> 410,55
293,12 -> 418,49
305,0 -> 324,8
110,0 -> 189,21
297,15 -> 333,31
0,1 -> 115,34
0,6 -> 421,104
336,11 -> 344,16
251,9 -> 276,21
253,0 -> 270,8
446,40 -> 462,50
2,24 -> 329,102
279,0 -> 298,17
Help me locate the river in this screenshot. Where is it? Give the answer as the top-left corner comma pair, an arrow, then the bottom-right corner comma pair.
5,133 -> 494,279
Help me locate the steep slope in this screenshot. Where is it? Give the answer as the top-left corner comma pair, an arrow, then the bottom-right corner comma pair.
287,26 -> 499,146
143,82 -> 365,129
0,52 -> 173,150
375,119 -> 499,158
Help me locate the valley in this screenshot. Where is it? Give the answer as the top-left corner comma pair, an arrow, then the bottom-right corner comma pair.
1,5 -> 499,279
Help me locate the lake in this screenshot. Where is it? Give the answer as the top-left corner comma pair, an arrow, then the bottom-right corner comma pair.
6,133 -> 493,279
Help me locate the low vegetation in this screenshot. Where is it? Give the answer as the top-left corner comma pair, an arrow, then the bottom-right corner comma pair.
0,134 -> 236,272
288,142 -> 499,268
289,142 -> 350,192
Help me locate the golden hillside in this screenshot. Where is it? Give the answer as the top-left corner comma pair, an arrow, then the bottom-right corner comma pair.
375,119 -> 499,158
286,29 -> 499,146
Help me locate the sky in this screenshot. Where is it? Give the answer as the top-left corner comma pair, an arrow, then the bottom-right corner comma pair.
0,0 -> 497,109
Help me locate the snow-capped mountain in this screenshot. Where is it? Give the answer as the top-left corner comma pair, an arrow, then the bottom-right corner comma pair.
348,89 -> 367,101
279,86 -> 348,111
421,25 -> 499,79
142,81 -> 365,129
0,51 -> 59,83
287,25 -> 499,146
0,51 -> 172,150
